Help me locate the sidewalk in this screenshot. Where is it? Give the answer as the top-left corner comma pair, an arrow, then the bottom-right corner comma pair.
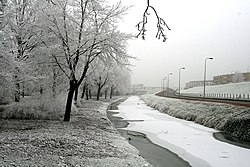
0,98 -> 151,166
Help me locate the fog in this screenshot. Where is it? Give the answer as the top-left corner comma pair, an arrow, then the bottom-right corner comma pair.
113,0 -> 250,89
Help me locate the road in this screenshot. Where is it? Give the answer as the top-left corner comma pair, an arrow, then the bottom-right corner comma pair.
157,91 -> 250,107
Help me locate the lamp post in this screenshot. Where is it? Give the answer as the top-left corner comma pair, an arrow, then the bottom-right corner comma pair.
167,73 -> 172,96
179,67 -> 185,98
162,78 -> 165,90
162,77 -> 167,93
203,57 -> 213,99
161,79 -> 164,91
163,77 -> 167,90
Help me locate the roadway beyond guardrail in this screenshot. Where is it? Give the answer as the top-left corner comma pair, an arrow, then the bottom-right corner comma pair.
156,91 -> 250,107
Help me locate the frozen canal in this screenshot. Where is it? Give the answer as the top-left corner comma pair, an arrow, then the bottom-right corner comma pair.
113,96 -> 250,167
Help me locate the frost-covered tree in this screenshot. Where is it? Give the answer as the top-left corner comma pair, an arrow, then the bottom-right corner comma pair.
7,0 -> 42,61
0,0 -> 7,29
106,66 -> 131,98
91,61 -> 113,101
114,67 -> 131,96
38,0 -> 131,121
0,31 -> 14,103
2,0 -> 44,102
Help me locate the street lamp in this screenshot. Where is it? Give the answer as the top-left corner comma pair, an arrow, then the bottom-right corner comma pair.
179,67 -> 185,98
161,79 -> 163,91
167,73 -> 172,96
161,79 -> 164,91
162,77 -> 167,90
203,57 -> 213,99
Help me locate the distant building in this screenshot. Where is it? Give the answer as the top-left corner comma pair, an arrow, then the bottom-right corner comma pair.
213,74 -> 234,85
132,84 -> 147,95
131,84 -> 161,95
213,72 -> 250,85
185,80 -> 214,89
145,87 -> 161,94
244,72 -> 250,81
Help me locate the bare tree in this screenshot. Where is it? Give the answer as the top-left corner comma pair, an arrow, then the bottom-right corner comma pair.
136,0 -> 171,42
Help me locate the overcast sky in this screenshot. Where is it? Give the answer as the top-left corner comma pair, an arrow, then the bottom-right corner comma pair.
112,0 -> 250,89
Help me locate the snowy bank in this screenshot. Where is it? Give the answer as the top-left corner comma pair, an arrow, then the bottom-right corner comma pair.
0,98 -> 151,166
182,81 -> 250,95
141,94 -> 250,142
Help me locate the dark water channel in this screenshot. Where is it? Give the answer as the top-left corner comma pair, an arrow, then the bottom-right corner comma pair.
107,100 -> 191,167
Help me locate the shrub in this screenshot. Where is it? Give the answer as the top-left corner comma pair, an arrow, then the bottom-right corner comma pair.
0,93 -> 77,120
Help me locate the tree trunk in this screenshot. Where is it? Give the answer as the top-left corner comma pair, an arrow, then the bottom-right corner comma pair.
22,82 -> 25,98
14,75 -> 20,102
64,79 -> 77,122
74,85 -> 79,103
81,84 -> 86,99
105,89 -> 108,99
85,86 -> 89,100
96,86 -> 101,101
40,86 -> 43,94
52,67 -> 57,98
110,86 -> 114,99
89,89 -> 92,99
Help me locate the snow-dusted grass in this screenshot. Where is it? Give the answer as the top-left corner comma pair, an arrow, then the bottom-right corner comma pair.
0,93 -> 77,120
141,94 -> 250,142
182,81 -> 250,95
0,97 -> 150,166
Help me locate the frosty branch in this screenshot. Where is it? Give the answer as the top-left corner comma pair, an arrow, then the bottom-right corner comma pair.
136,0 -> 171,42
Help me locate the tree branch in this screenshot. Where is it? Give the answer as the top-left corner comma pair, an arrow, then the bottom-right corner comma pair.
136,0 -> 171,42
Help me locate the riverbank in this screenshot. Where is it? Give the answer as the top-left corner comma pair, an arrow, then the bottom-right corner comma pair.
0,98 -> 150,166
107,101 -> 191,167
141,94 -> 250,143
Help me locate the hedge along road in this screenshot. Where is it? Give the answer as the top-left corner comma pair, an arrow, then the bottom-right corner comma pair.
109,96 -> 250,167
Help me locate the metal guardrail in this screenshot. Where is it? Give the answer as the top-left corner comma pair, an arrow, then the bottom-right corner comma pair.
181,93 -> 250,101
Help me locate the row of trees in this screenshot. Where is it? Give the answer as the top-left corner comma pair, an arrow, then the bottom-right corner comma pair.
0,0 -> 132,121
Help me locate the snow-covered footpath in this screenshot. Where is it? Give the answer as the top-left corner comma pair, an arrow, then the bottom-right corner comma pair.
114,96 -> 250,167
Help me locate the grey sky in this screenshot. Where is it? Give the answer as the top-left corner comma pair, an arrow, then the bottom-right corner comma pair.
113,0 -> 250,89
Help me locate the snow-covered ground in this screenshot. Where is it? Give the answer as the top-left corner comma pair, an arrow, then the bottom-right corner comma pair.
182,81 -> 250,95
0,98 -> 151,167
114,96 -> 250,167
